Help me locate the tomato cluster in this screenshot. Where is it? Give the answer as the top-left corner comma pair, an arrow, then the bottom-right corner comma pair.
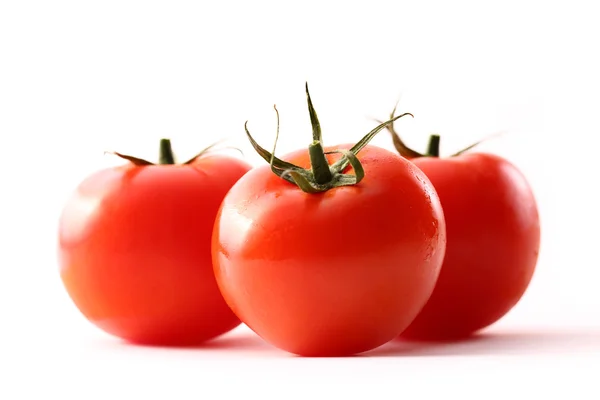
57,84 -> 540,356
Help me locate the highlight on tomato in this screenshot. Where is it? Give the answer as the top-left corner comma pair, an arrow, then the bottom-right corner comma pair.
212,83 -> 447,357
58,139 -> 251,345
380,103 -> 541,341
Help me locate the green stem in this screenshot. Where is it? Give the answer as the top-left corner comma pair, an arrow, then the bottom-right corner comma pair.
243,83 -> 413,193
308,140 -> 332,184
427,134 -> 441,157
159,138 -> 176,165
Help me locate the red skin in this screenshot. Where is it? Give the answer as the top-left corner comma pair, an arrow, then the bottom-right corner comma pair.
400,153 -> 540,340
58,155 -> 251,345
212,144 -> 447,356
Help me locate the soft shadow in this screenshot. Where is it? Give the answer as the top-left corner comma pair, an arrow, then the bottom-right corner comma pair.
93,330 -> 279,354
90,328 -> 600,358
187,333 -> 276,352
364,329 -> 600,357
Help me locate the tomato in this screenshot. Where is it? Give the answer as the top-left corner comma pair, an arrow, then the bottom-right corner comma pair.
212,85 -> 446,356
383,112 -> 541,340
58,139 -> 251,345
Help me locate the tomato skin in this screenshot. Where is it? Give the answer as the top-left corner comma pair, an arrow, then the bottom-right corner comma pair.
400,152 -> 540,340
58,154 -> 251,345
212,144 -> 446,356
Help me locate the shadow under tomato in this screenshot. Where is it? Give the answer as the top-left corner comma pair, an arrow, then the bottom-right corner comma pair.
188,333 -> 276,352
362,328 -> 600,357
94,327 -> 600,358
113,329 -> 279,353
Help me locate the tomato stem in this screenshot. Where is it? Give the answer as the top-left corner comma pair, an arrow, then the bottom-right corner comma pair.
243,82 -> 413,193
427,134 -> 440,157
159,138 -> 176,165
107,139 -> 239,166
308,140 -> 333,184
382,103 -> 506,158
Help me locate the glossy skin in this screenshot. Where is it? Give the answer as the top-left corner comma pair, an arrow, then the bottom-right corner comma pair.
58,155 -> 251,345
400,153 -> 540,340
212,144 -> 447,356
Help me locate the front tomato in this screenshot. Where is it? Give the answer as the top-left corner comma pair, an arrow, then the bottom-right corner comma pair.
212,85 -> 446,357
58,139 -> 251,345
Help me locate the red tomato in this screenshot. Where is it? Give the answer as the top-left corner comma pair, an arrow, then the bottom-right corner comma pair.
385,118 -> 540,340
212,86 -> 446,356
58,139 -> 251,345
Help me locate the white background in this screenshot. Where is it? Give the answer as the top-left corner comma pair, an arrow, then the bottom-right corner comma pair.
1,1 -> 599,399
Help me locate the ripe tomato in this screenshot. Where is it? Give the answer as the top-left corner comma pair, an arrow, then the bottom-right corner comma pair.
212,85 -> 446,356
58,139 -> 251,345
383,110 -> 541,340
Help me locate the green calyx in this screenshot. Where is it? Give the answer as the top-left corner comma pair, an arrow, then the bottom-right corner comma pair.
107,138 -> 242,166
379,99 -> 504,158
245,82 -> 413,193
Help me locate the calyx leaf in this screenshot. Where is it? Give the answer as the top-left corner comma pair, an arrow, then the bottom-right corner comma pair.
380,100 -> 506,158
244,83 -> 413,193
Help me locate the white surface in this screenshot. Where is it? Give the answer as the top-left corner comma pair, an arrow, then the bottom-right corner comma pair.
1,1 -> 599,399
